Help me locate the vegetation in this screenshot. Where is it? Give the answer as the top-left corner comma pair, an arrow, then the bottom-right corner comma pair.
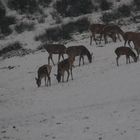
35,17 -> 90,42
54,0 -> 94,17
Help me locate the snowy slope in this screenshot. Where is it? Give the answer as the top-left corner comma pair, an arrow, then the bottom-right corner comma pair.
0,32 -> 140,140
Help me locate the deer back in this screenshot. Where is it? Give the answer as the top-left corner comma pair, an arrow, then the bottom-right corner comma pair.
115,46 -> 136,57
37,65 -> 52,78
89,23 -> 106,34
44,44 -> 66,54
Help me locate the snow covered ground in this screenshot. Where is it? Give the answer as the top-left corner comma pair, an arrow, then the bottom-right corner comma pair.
0,30 -> 140,140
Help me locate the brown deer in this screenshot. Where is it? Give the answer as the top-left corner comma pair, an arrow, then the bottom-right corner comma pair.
100,24 -> 124,44
123,32 -> 140,47
89,23 -> 106,45
43,44 -> 66,65
35,64 -> 52,87
66,45 -> 93,66
55,56 -> 75,83
115,46 -> 138,66
123,32 -> 140,58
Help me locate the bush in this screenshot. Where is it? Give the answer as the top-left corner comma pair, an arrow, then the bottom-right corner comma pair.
101,6 -> 131,24
8,0 -> 38,14
0,16 -> 16,35
15,22 -> 35,33
54,0 -> 94,17
100,0 -> 112,11
0,3 -> 6,18
35,17 -> 90,42
0,41 -> 22,56
117,5 -> 131,17
101,12 -> 119,23
38,0 -> 52,6
133,0 -> 140,9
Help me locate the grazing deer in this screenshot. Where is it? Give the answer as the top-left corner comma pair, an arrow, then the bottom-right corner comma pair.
123,32 -> 140,58
115,46 -> 138,66
123,32 -> 140,47
66,45 -> 93,66
89,23 -> 106,45
100,24 -> 124,44
55,56 -> 75,83
35,64 -> 52,87
43,44 -> 66,65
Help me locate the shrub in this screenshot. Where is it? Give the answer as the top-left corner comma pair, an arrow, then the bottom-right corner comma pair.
100,0 -> 112,11
35,17 -> 90,42
8,0 -> 38,14
15,21 -> 35,33
133,0 -> 140,9
117,5 -> 131,17
0,41 -> 22,56
0,16 -> 16,35
101,12 -> 119,23
38,0 -> 52,6
54,0 -> 94,17
0,3 -> 6,18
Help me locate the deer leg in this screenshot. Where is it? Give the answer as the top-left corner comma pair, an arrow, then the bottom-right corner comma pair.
66,70 -> 70,82
48,55 -> 50,65
104,34 -> 107,44
49,54 -> 55,66
90,35 -> 93,45
126,55 -> 129,64
44,76 -> 47,86
117,33 -> 121,42
82,56 -> 84,65
62,71 -> 65,82
58,54 -> 61,63
70,68 -> 73,80
93,34 -> 98,45
135,48 -> 139,59
124,40 -> 127,46
128,40 -> 132,48
79,56 -> 82,66
62,54 -> 65,60
99,33 -> 103,44
116,56 -> 119,66
48,76 -> 51,86
51,57 -> 55,66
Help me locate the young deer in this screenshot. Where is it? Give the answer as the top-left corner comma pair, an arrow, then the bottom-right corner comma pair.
43,44 -> 66,65
55,56 -> 75,83
35,64 -> 52,87
115,46 -> 138,66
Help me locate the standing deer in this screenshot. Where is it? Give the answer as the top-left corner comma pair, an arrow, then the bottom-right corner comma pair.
115,46 -> 138,66
35,64 -> 52,87
66,45 -> 93,66
55,56 -> 75,83
89,23 -> 106,45
43,44 -> 66,65
100,24 -> 124,44
123,32 -> 140,58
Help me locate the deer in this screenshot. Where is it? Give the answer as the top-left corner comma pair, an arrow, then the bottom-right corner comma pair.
55,56 -> 75,83
123,32 -> 140,58
100,24 -> 125,44
43,44 -> 66,65
89,23 -> 107,45
115,46 -> 138,66
35,64 -> 52,87
123,32 -> 140,47
66,45 -> 93,66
